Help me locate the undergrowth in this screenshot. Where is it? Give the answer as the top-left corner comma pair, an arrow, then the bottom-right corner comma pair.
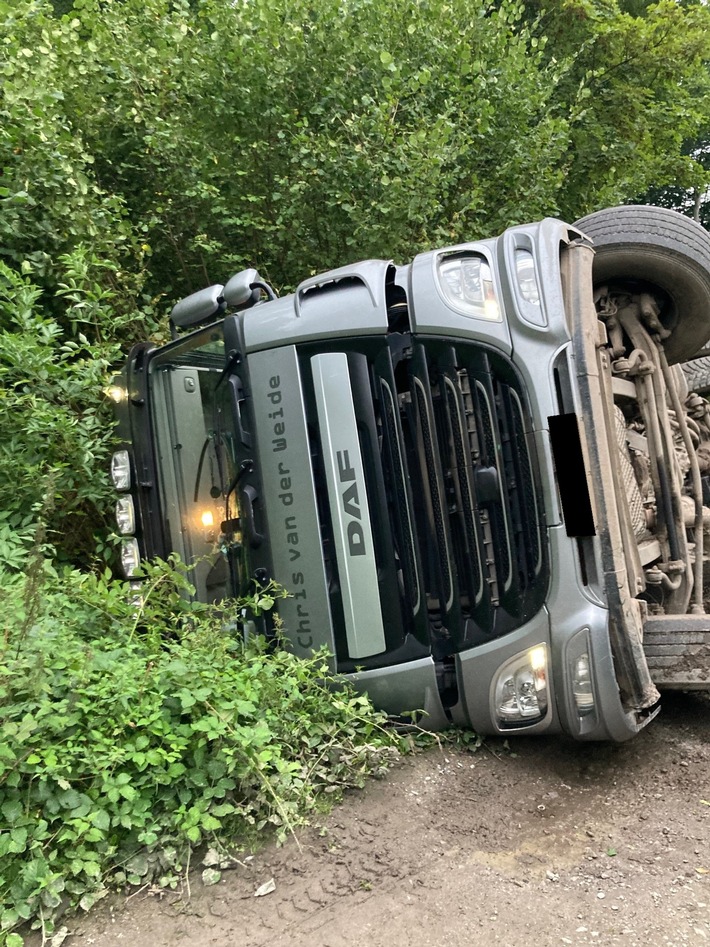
0,559 -> 402,946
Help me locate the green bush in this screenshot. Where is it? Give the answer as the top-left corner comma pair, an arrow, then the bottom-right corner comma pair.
0,559 -> 401,946
0,259 -> 123,567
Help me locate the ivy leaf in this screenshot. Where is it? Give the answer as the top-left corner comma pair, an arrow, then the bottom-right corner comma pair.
201,868 -> 221,886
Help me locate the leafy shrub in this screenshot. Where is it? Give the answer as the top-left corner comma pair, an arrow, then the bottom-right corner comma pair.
0,559 -> 401,945
0,250 -> 165,568
0,259 -> 122,567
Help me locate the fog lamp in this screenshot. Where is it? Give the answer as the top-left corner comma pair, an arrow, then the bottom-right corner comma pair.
115,496 -> 136,535
111,450 -> 131,491
493,644 -> 548,728
572,652 -> 595,717
120,538 -> 141,577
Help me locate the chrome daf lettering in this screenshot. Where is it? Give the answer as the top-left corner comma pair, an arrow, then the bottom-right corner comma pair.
337,449 -> 366,556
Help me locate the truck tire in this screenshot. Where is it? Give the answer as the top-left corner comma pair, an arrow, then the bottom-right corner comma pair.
574,205 -> 710,366
682,355 -> 710,395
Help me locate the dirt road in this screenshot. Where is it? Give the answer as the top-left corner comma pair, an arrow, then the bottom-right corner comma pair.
58,692 -> 710,947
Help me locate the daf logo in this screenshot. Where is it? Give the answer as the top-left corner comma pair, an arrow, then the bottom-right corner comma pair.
336,450 -> 366,557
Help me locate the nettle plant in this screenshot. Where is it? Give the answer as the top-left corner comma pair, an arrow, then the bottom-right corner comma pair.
0,558 -> 401,946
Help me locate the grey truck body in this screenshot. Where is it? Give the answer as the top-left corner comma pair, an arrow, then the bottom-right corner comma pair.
112,211 -> 710,742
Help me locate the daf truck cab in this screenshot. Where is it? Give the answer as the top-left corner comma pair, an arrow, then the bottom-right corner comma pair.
111,205 -> 710,742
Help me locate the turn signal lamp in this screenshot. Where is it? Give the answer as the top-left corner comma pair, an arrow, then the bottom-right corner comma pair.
572,652 -> 595,717
514,248 -> 541,305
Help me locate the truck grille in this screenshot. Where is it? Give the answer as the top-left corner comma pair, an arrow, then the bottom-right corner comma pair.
301,335 -> 549,668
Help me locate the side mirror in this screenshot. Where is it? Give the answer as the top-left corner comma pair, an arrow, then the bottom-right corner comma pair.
223,269 -> 260,308
171,284 -> 225,328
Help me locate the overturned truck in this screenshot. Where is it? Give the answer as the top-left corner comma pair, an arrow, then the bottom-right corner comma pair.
111,204 -> 710,742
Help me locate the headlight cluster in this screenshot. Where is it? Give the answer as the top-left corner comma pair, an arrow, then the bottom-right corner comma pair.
493,645 -> 549,728
436,253 -> 500,321
111,450 -> 141,578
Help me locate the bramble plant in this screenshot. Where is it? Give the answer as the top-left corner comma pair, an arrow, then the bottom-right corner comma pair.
0,558 -> 402,946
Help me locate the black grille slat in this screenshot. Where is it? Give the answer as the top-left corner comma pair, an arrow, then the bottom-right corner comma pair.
458,371 -> 501,610
442,375 -> 483,608
413,377 -> 453,609
496,384 -> 530,601
505,388 -> 542,581
474,377 -> 512,589
380,378 -> 420,615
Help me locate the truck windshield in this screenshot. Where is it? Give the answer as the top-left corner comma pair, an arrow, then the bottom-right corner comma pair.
148,326 -> 239,602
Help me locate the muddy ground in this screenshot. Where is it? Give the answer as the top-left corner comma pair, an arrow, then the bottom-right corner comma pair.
44,692 -> 709,947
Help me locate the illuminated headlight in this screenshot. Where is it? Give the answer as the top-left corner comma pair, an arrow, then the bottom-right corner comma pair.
111,451 -> 131,491
115,496 -> 136,535
572,652 -> 595,717
493,645 -> 549,728
514,248 -> 541,305
120,538 -> 141,577
436,253 -> 500,320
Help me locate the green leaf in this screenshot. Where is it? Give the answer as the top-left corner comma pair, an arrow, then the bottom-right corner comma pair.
91,809 -> 110,832
1,800 -> 23,824
201,867 -> 221,886
1,907 -> 19,931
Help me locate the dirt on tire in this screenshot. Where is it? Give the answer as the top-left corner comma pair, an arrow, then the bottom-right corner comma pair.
574,204 -> 710,366
38,693 -> 710,947
683,356 -> 710,395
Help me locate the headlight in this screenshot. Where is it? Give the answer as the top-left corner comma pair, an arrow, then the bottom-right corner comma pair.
115,496 -> 136,535
572,652 -> 595,717
111,450 -> 132,491
493,644 -> 549,728
436,253 -> 500,320
120,538 -> 141,577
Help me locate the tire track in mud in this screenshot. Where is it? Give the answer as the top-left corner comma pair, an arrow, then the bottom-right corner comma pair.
44,693 -> 710,947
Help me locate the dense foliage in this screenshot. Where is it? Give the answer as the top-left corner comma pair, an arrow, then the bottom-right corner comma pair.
0,560 -> 401,945
5,0 -> 710,300
0,259 -> 123,563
